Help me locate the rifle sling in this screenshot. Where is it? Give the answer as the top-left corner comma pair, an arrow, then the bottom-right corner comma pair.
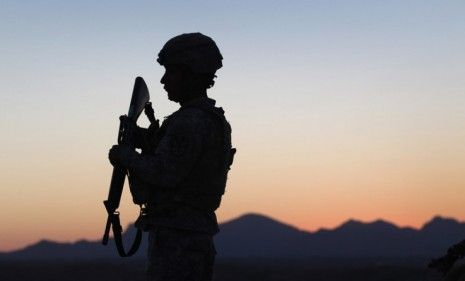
107,212 -> 142,257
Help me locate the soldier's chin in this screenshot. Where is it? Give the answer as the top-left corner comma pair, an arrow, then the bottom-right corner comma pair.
167,92 -> 180,102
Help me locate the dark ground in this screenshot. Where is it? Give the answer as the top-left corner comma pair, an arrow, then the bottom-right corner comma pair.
0,258 -> 444,281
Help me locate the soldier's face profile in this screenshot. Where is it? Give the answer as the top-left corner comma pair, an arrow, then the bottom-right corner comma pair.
160,64 -> 189,103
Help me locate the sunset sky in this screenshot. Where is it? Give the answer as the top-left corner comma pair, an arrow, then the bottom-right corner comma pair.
1,1 -> 465,252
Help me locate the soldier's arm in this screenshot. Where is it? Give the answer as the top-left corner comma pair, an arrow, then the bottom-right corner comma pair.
127,109 -> 206,189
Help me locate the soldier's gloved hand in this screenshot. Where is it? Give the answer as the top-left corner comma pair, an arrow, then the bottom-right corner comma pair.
144,102 -> 160,130
108,144 -> 137,169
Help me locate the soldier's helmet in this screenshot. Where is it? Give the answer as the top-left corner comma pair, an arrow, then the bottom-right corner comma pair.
157,33 -> 223,74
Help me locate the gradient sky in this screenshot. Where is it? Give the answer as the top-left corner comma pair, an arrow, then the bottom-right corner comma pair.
1,1 -> 465,251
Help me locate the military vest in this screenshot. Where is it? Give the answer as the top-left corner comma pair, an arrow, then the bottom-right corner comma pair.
143,98 -> 235,212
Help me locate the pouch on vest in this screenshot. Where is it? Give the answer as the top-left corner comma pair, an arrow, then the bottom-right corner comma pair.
128,172 -> 150,205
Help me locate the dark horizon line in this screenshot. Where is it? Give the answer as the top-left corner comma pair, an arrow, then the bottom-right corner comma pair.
223,212 -> 462,232
2,212 -> 462,254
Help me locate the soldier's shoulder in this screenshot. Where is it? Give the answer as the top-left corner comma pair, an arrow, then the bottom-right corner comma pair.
163,107 -> 213,136
174,106 -> 213,125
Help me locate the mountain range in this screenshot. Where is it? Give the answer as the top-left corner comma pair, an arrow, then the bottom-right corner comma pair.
1,213 -> 464,260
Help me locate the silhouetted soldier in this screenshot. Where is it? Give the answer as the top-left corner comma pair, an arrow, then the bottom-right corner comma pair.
108,33 -> 235,281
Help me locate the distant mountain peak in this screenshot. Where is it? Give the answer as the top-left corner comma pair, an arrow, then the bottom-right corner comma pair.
430,215 -> 458,223
370,219 -> 396,227
422,215 -> 460,230
336,219 -> 362,229
335,218 -> 398,233
221,212 -> 303,233
232,212 -> 281,223
223,213 -> 273,223
344,218 -> 363,225
36,239 -> 54,245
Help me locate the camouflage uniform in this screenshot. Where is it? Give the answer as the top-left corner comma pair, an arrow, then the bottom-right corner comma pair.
146,227 -> 215,281
126,96 -> 234,281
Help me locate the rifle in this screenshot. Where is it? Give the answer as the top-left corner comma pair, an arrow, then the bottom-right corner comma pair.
102,77 -> 150,257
